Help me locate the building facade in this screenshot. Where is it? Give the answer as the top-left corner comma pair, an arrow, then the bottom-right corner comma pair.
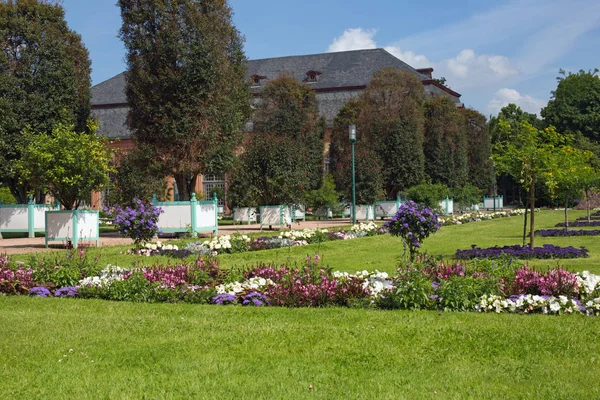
91,48 -> 461,207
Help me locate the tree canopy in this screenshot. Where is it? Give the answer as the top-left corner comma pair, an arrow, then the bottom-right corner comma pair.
118,0 -> 251,200
0,0 -> 91,203
228,76 -> 325,207
542,69 -> 600,143
16,122 -> 115,210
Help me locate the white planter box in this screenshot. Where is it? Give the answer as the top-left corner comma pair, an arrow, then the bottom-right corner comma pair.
483,196 -> 503,210
260,205 -> 292,227
154,194 -> 218,236
351,205 -> 375,221
0,201 -> 58,238
45,210 -> 100,248
233,207 -> 257,224
375,198 -> 403,218
438,197 -> 454,215
293,204 -> 306,221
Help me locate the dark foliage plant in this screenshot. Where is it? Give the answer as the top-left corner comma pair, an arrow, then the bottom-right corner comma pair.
556,221 -> 600,227
535,229 -> 600,237
455,244 -> 589,260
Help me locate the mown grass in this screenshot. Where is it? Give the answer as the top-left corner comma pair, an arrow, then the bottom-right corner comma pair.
12,209 -> 600,274
3,210 -> 600,398
1,296 -> 600,399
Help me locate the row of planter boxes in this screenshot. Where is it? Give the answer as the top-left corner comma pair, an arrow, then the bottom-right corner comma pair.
0,200 -> 100,248
233,197 -> 457,224
0,194 -> 220,248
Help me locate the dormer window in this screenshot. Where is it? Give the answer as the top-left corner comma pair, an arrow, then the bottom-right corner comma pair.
306,70 -> 321,83
250,74 -> 267,87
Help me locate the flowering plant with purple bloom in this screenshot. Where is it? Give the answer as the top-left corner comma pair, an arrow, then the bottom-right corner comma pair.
54,286 -> 79,297
456,244 -> 589,260
106,200 -> 163,251
30,287 -> 51,297
212,293 -> 237,305
555,221 -> 600,227
536,229 -> 600,237
385,201 -> 442,261
242,292 -> 268,306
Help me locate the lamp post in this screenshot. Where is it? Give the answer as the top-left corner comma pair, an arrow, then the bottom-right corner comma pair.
349,124 -> 357,225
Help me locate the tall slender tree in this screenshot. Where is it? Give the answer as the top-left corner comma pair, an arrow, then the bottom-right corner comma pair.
118,0 -> 251,200
423,96 -> 468,188
359,68 -> 426,199
228,76 -> 325,207
0,0 -> 91,203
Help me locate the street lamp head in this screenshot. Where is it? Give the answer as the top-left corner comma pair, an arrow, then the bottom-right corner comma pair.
349,124 -> 357,142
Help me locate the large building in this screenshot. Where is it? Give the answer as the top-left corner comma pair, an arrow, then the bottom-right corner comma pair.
91,48 -> 461,205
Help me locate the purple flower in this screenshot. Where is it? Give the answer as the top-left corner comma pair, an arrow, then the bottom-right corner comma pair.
242,292 -> 268,307
30,287 -> 51,297
212,293 -> 237,305
54,286 -> 79,297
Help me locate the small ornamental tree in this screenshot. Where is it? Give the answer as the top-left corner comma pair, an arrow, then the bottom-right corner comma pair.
385,200 -> 442,261
108,200 -> 163,253
16,122 -> 115,210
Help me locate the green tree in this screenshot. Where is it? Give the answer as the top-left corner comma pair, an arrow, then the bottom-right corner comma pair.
252,75 -> 325,191
541,69 -> 600,143
423,96 -> 468,188
0,0 -> 91,203
359,68 -> 426,198
304,174 -> 340,216
110,144 -> 169,206
493,121 -> 566,248
329,98 -> 384,204
16,122 -> 115,210
545,145 -> 597,228
461,108 -> 493,190
227,132 -> 306,207
404,182 -> 449,209
118,0 -> 251,201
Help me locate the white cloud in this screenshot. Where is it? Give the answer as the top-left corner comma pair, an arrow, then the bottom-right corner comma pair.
437,49 -> 520,89
487,88 -> 546,116
383,46 -> 431,68
327,28 -> 377,53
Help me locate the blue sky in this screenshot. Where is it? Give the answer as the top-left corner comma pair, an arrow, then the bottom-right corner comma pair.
62,0 -> 600,117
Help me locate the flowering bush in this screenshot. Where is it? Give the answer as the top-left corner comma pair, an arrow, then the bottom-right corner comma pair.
476,294 -> 583,315
54,286 -> 79,297
455,244 -> 589,260
555,221 -> 600,227
30,287 -> 51,297
385,201 -> 442,260
439,209 -> 529,226
510,266 -> 579,297
107,200 -> 163,250
536,229 -> 600,236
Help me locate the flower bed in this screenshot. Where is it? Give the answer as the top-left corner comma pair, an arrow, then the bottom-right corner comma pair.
535,229 -> 600,237
439,209 -> 527,226
3,252 -> 600,317
455,244 -> 589,260
129,222 -> 386,258
555,221 -> 600,227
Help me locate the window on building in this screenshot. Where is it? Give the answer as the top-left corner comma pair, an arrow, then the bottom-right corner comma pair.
203,173 -> 226,207
250,74 -> 267,87
306,70 -> 321,83
324,153 -> 331,175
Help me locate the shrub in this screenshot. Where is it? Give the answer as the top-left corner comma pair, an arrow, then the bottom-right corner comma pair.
108,200 -> 163,251
404,183 -> 449,209
385,200 -> 442,260
376,268 -> 433,310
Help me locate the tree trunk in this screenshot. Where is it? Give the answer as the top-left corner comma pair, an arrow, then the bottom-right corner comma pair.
522,200 -> 528,247
586,189 -> 591,222
529,179 -> 535,249
173,173 -> 197,201
564,193 -> 569,232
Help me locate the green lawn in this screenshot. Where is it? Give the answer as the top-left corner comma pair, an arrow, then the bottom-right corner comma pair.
3,209 -> 600,398
13,209 -> 600,274
1,296 -> 600,399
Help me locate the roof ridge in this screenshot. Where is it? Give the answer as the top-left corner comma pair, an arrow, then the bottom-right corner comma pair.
249,48 -> 385,62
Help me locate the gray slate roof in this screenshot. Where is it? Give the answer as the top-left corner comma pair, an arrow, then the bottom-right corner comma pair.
92,48 -> 434,106
92,72 -> 127,105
